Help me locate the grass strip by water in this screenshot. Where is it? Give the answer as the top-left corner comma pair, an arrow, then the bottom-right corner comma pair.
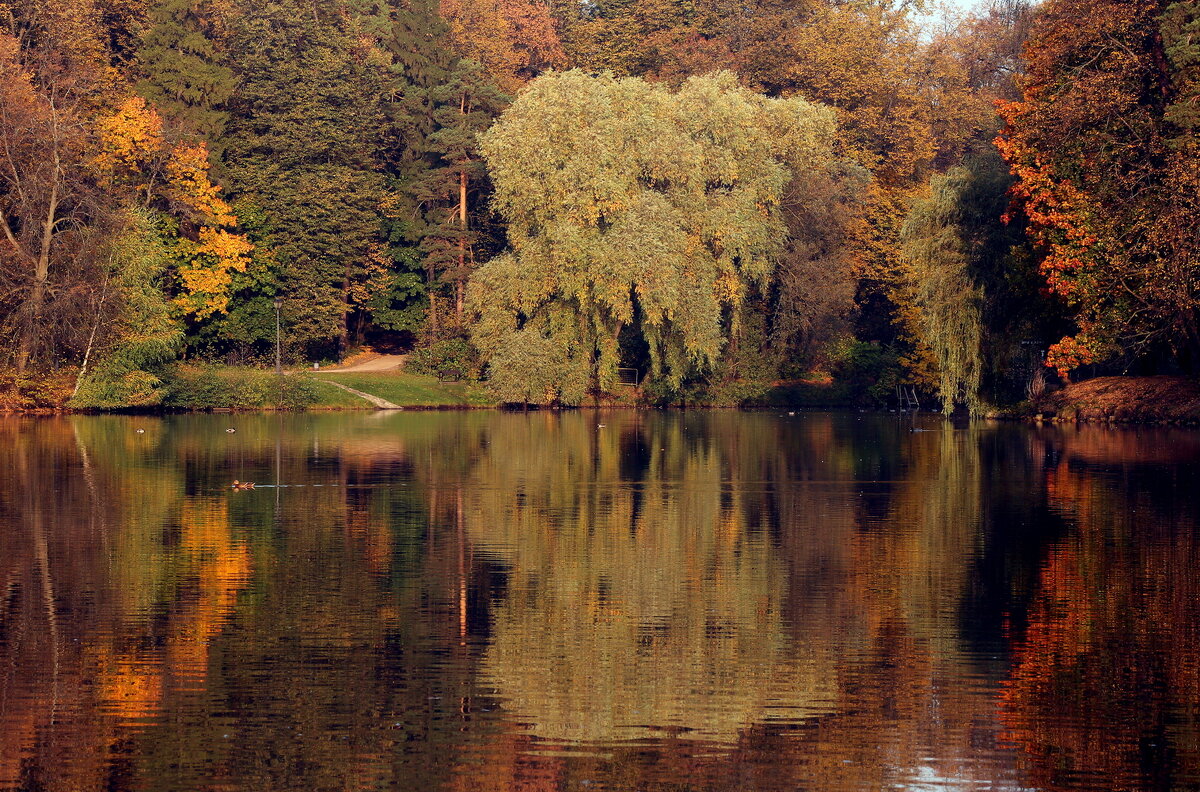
303,378 -> 378,408
306,371 -> 494,408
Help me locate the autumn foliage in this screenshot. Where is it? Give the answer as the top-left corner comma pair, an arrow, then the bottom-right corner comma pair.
1,0 -> 1198,404
997,0 -> 1200,377
95,96 -> 253,318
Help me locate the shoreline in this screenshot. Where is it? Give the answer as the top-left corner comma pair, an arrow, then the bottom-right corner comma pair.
5,373 -> 1200,426
1003,375 -> 1200,426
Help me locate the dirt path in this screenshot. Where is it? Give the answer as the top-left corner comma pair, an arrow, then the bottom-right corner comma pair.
321,380 -> 404,410
326,354 -> 408,372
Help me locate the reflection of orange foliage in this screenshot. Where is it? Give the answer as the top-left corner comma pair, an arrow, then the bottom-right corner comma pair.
1000,547 -> 1092,696
345,504 -> 394,576
447,733 -> 564,792
0,449 -> 254,790
999,543 -> 1139,790
169,497 -> 252,679
0,720 -> 33,788
1001,450 -> 1200,791
93,497 -> 250,723
96,655 -> 167,720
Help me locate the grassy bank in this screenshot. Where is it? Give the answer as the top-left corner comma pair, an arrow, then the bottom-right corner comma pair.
164,367 -> 494,410
309,371 -> 493,408
1,365 -> 498,412
1026,376 -> 1200,424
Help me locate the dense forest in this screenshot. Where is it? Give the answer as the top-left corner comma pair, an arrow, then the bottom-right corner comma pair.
0,0 -> 1196,410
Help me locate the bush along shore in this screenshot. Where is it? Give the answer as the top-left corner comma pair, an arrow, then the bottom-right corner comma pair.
4,360 -> 1199,423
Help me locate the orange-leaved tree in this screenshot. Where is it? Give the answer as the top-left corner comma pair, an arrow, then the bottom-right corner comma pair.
438,0 -> 565,92
997,0 -> 1200,378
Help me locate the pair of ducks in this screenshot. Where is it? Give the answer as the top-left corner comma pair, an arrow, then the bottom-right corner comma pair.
231,479 -> 255,490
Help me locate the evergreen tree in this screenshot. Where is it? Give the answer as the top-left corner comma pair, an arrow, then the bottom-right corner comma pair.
135,0 -> 236,149
416,59 -> 508,332
370,0 -> 459,342
223,0 -> 389,358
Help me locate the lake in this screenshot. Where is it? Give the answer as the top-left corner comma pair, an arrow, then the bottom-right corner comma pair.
2,411 -> 1198,791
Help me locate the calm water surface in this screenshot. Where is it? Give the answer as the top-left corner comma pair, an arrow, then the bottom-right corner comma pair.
1,411 -> 1198,791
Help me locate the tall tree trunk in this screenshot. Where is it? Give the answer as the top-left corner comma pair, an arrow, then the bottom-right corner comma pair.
17,145 -> 60,375
456,89 -> 470,325
456,484 -> 467,645
456,168 -> 468,322
340,259 -> 351,357
428,264 -> 440,338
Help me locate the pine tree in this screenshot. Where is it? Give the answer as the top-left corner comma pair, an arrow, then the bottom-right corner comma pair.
374,0 -> 459,340
416,59 -> 508,330
222,0 -> 389,358
135,0 -> 236,149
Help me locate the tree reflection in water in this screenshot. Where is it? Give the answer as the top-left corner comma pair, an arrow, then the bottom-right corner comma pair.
1000,427 -> 1200,791
0,413 -> 1196,792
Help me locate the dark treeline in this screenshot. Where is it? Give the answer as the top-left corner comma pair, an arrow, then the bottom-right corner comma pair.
0,0 -> 1197,410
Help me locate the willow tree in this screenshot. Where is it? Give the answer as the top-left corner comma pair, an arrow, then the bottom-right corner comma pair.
902,152 -> 1049,413
469,70 -> 836,405
902,167 -> 984,413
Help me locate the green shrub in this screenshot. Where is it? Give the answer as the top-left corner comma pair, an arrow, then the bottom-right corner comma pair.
830,339 -> 903,407
756,380 -> 853,408
162,366 -> 318,409
407,338 -> 479,381
72,369 -> 167,409
692,379 -> 772,407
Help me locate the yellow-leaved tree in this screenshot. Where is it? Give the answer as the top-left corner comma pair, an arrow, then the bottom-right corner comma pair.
94,96 -> 252,319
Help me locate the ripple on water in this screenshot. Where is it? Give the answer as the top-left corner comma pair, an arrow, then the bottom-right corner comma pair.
0,412 -> 1197,791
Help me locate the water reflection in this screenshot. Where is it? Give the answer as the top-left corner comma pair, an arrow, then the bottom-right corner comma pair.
462,415 -> 840,743
0,413 -> 1197,791
1000,427 -> 1200,791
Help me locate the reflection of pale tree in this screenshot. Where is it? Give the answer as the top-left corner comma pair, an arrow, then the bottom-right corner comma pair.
463,412 -> 839,743
783,423 -> 1011,791
862,427 -> 983,655
10,411 -> 1197,792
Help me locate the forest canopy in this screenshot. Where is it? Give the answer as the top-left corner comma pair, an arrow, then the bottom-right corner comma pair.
0,0 -> 1196,410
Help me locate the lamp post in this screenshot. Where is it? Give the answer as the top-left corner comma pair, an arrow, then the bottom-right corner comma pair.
273,297 -> 283,376
273,296 -> 283,491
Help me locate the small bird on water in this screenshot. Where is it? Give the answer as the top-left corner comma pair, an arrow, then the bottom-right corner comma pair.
226,428 -> 236,433
135,428 -> 145,434
231,479 -> 255,490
